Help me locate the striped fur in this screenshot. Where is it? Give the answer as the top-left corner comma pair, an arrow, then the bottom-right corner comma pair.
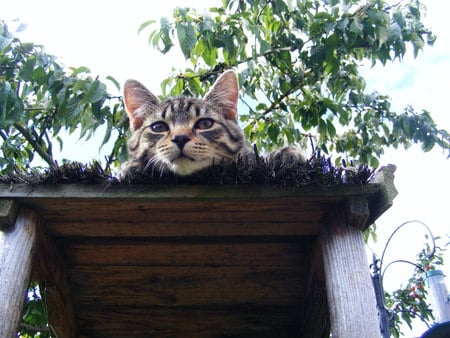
121,70 -> 255,176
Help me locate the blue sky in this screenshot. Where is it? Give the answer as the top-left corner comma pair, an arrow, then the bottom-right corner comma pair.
3,1 -> 450,334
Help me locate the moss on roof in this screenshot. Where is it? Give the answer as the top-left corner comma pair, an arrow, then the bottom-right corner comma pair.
0,152 -> 374,187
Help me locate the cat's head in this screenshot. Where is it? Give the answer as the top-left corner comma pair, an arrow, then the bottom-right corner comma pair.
123,70 -> 250,176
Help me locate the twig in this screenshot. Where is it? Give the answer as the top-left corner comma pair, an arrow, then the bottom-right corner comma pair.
19,323 -> 50,333
13,123 -> 56,168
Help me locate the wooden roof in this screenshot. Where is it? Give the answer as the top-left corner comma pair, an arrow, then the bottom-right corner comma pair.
0,167 -> 396,337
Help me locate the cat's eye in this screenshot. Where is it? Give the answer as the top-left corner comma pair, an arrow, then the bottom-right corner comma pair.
195,118 -> 214,130
150,121 -> 169,133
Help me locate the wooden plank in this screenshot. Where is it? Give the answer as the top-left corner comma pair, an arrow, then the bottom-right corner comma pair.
74,305 -> 303,338
367,164 -> 398,226
68,265 -> 307,307
45,220 -> 321,237
20,198 -> 329,223
21,198 -> 328,237
0,209 -> 39,337
301,276 -> 329,338
345,196 -> 370,230
0,183 -> 381,200
320,210 -> 379,338
301,239 -> 330,338
33,231 -> 77,337
59,238 -> 313,266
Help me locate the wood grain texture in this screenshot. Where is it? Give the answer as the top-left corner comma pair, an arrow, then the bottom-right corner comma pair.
0,181 -> 397,338
25,198 -> 329,238
33,231 -> 77,337
320,210 -> 379,338
0,209 -> 39,337
0,199 -> 19,230
75,305 -> 304,338
68,265 -> 307,307
59,238 -> 312,266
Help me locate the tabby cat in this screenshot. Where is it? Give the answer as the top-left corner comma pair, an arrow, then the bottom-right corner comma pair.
121,70 -> 306,176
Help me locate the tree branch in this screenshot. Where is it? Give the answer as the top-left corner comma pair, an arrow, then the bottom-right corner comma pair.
13,123 -> 56,168
177,44 -> 304,82
19,323 -> 50,333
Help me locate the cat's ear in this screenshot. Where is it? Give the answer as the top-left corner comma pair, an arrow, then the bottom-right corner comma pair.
123,80 -> 160,131
204,70 -> 239,121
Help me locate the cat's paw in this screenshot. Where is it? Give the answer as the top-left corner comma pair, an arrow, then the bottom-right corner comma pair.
267,146 -> 308,165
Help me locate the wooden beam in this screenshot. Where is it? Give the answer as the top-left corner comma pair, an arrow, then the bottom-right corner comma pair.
301,239 -> 330,337
33,224 -> 77,337
0,182 -> 381,200
0,209 -> 39,337
367,164 -> 398,226
320,210 -> 379,338
0,199 -> 19,230
345,196 -> 370,231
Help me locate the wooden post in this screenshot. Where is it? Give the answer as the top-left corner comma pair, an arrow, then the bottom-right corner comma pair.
0,207 -> 39,337
33,230 -> 77,337
320,209 -> 379,338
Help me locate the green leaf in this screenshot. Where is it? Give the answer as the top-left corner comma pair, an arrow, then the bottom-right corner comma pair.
327,119 -> 337,138
19,57 -> 36,81
376,25 -> 389,47
159,17 -> 174,53
71,66 -> 90,76
267,124 -> 279,143
82,80 -> 106,104
402,116 -> 416,139
411,32 -> 424,58
170,79 -> 184,96
350,17 -> 363,37
177,23 -> 197,59
138,19 -> 156,34
202,44 -> 218,66
106,76 -> 121,91
101,116 -> 113,148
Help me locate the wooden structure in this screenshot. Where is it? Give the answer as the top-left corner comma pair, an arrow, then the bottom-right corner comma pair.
0,165 -> 397,337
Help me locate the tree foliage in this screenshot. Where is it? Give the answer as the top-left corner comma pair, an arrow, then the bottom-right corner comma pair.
1,0 -> 449,173
0,21 -> 127,173
384,239 -> 445,337
140,0 -> 449,167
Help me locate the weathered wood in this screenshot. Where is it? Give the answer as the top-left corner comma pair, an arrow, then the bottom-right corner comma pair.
33,231 -> 77,337
320,210 -> 379,338
59,238 -> 313,266
345,196 -> 370,230
301,240 -> 330,338
34,198 -> 326,237
0,179 -> 397,338
0,199 -> 19,230
75,305 -> 303,338
0,209 -> 39,337
301,279 -> 330,338
367,164 -> 398,226
46,219 -> 321,238
68,265 -> 307,307
0,182 -> 381,200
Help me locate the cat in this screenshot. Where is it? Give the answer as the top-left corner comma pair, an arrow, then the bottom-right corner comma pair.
121,70 -> 306,177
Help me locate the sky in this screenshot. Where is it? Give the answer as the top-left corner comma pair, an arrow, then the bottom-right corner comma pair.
3,1 -> 450,335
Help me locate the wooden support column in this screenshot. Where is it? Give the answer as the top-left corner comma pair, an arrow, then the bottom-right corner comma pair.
0,206 -> 39,337
33,228 -> 77,337
320,208 -> 379,338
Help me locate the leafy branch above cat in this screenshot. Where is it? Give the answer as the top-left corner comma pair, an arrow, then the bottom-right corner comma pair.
140,0 -> 449,168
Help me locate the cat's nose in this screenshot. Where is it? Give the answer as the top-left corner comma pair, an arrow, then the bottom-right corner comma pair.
172,134 -> 191,149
